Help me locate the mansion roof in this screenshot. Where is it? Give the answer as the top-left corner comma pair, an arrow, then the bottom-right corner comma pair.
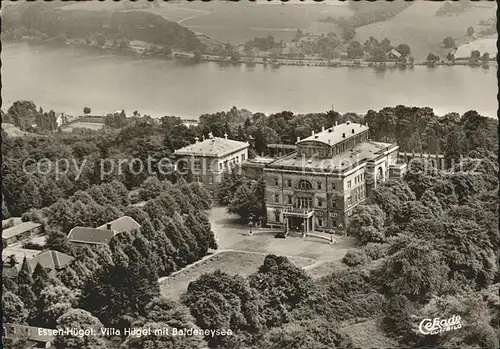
266,140 -> 397,173
297,122 -> 369,147
174,137 -> 249,158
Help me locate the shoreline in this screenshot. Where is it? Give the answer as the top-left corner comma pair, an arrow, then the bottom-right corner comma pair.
6,38 -> 497,70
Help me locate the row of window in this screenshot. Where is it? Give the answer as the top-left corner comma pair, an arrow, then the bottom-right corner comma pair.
347,174 -> 364,189
346,186 -> 366,207
218,153 -> 246,170
274,178 -> 337,191
193,176 -> 213,184
274,195 -> 336,209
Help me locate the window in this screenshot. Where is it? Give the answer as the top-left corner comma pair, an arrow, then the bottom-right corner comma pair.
288,195 -> 293,204
242,154 -> 246,161
318,198 -> 323,207
317,218 -> 323,227
332,199 -> 336,208
317,182 -> 322,190
219,163 -> 223,170
347,180 -> 352,188
194,161 -> 202,170
274,178 -> 279,187
347,196 -> 352,206
331,183 -> 336,190
208,176 -> 213,185
274,210 -> 280,222
193,176 -> 201,182
274,194 -> 279,203
332,219 -> 337,227
298,179 -> 313,190
287,179 -> 292,187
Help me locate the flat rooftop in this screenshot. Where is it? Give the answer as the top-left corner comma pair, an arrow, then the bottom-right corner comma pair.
266,140 -> 396,173
2,222 -> 42,240
174,137 -> 249,158
297,122 -> 369,147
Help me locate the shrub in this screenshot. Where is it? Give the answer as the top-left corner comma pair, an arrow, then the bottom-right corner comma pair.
342,250 -> 369,266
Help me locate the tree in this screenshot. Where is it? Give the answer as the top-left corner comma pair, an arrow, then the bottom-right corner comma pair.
258,319 -> 353,349
347,204 -> 386,244
80,254 -> 160,325
347,40 -> 364,59
248,255 -> 317,328
426,52 -> 439,63
120,322 -> 207,349
466,26 -> 475,36
83,107 -> 91,115
53,309 -> 107,349
396,44 -> 411,56
45,229 -> 73,255
342,27 -> 356,42
443,36 -> 456,48
481,52 -> 490,62
2,291 -> 28,324
381,240 -> 449,302
372,47 -> 386,62
36,285 -> 76,328
470,50 -> 481,60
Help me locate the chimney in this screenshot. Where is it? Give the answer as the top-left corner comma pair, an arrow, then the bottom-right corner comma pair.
106,223 -> 112,230
297,136 -> 300,143
224,133 -> 228,140
335,121 -> 338,126
194,136 -> 199,143
321,126 -> 325,132
311,130 -> 315,137
346,120 -> 351,125
342,133 -> 345,138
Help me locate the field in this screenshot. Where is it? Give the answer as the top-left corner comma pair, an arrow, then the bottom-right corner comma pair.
354,1 -> 496,61
159,250 -> 315,300
60,1 -> 351,44
455,38 -> 497,59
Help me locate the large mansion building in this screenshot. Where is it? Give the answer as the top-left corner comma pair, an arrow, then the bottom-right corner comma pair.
174,133 -> 249,189
263,121 -> 407,234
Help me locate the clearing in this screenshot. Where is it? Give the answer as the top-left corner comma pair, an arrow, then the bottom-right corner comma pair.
354,1 -> 496,61
340,318 -> 398,348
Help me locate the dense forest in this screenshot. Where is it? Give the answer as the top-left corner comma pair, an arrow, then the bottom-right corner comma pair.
2,99 -> 498,348
1,2 -> 202,51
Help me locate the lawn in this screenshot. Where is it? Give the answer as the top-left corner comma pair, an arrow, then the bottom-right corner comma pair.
355,1 -> 496,61
209,206 -> 356,261
159,250 -> 315,301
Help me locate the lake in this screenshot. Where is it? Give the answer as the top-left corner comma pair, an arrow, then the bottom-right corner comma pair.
2,42 -> 497,119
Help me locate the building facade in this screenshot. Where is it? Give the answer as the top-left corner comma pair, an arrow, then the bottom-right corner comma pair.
174,133 -> 249,189
264,121 -> 407,235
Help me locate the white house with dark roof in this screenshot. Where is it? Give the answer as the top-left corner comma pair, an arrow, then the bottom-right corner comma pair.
174,133 -> 249,188
67,216 -> 141,247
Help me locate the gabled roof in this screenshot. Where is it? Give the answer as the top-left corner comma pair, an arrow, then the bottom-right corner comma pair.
174,137 -> 249,158
27,250 -> 74,271
388,48 -> 402,57
67,227 -> 117,245
2,222 -> 42,240
297,122 -> 369,147
96,216 -> 141,233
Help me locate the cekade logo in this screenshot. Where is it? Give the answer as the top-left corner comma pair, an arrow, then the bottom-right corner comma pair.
419,315 -> 462,335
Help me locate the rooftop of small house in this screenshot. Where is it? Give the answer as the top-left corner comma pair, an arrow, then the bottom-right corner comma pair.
297,121 -> 369,148
266,140 -> 397,173
68,216 -> 141,245
27,250 -> 74,272
4,323 -> 55,345
174,134 -> 249,158
67,227 -> 117,245
96,216 -> 141,233
2,222 -> 42,240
